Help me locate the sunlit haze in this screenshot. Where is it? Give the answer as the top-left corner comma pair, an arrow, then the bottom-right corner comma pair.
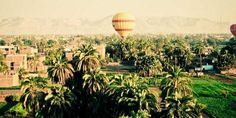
0,0 -> 235,34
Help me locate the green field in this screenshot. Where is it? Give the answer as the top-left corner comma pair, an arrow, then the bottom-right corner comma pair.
192,75 -> 236,118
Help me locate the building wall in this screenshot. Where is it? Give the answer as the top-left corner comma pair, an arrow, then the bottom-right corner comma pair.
0,54 -> 26,87
0,90 -> 21,102
0,46 -> 16,55
19,46 -> 38,55
65,52 -> 73,61
0,74 -> 19,87
5,54 -> 27,73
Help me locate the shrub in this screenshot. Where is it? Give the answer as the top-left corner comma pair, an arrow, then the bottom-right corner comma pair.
5,95 -> 20,103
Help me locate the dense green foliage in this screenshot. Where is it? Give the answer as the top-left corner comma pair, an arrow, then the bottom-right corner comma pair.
1,34 -> 236,117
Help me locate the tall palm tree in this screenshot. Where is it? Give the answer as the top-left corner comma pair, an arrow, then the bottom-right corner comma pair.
28,53 -> 40,72
39,85 -> 76,118
36,39 -> 47,53
194,42 -> 205,68
161,66 -> 192,99
73,44 -> 100,74
20,77 -> 48,117
48,55 -> 74,85
108,74 -> 158,116
136,55 -> 162,77
163,39 -> 192,70
218,48 -> 235,69
82,68 -> 109,94
163,95 -> 205,118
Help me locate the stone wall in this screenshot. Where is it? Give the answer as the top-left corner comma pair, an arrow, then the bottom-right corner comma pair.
0,74 -> 20,87
0,89 -> 21,102
0,78 -> 19,87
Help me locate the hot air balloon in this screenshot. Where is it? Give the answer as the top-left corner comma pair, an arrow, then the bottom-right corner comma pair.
230,24 -> 236,36
112,12 -> 135,39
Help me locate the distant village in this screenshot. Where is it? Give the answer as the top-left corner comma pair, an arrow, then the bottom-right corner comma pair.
0,35 -> 106,87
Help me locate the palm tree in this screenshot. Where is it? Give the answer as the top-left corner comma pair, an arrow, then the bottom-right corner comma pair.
160,66 -> 205,118
163,95 -> 205,118
163,39 -> 191,69
36,39 -> 47,53
120,109 -> 151,118
47,55 -> 74,85
161,66 -> 192,99
227,37 -> 236,55
136,55 -> 162,77
0,55 -> 7,73
194,42 -> 205,68
39,85 -> 76,118
73,69 -> 110,118
217,48 -> 235,69
73,44 -> 100,74
44,47 -> 65,66
28,53 -> 40,72
20,77 -> 48,117
108,74 -> 158,116
82,68 -> 109,94
17,68 -> 27,80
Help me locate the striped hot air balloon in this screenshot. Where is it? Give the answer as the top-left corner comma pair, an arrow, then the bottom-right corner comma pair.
230,24 -> 236,36
112,12 -> 135,39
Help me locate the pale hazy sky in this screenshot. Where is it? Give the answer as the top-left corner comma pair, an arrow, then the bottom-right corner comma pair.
0,0 -> 235,22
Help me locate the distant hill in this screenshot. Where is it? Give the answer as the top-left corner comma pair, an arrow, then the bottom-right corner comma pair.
0,16 -> 231,35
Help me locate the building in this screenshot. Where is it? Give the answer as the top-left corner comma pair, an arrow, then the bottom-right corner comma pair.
0,54 -> 27,87
65,52 -> 74,61
4,54 -> 28,75
0,74 -> 19,87
19,46 -> 38,55
0,46 -> 17,55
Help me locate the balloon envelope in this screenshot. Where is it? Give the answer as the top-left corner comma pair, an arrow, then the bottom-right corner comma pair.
112,12 -> 135,39
230,24 -> 236,36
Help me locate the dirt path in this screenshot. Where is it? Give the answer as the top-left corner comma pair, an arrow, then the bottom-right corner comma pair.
208,73 -> 235,84
103,62 -> 135,74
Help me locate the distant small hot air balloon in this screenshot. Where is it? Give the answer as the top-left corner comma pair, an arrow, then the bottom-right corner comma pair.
230,24 -> 236,36
112,12 -> 135,39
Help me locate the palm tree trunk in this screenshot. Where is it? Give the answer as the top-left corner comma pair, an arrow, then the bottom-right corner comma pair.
32,104 -> 36,118
200,54 -> 202,70
175,55 -> 178,66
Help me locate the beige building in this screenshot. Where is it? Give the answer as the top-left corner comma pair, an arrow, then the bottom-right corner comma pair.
0,54 -> 27,87
0,46 -> 16,55
0,74 -> 19,87
65,52 -> 74,61
19,46 -> 38,55
5,54 -> 28,74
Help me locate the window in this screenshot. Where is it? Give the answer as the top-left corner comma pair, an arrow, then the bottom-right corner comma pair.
10,62 -> 14,66
10,62 -> 14,70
